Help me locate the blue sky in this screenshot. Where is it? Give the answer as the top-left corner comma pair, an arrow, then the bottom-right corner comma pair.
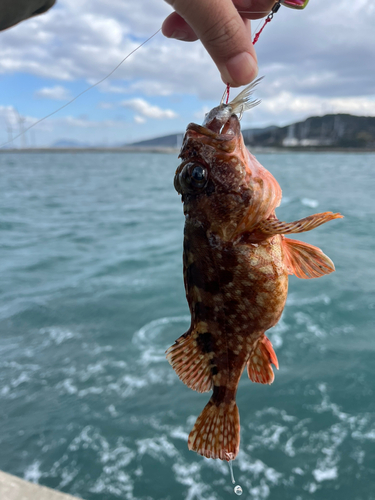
0,0 -> 374,147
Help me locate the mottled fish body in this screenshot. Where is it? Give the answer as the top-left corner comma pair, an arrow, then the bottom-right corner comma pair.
167,82 -> 342,461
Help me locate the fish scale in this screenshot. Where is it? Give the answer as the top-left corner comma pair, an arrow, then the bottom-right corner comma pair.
166,83 -> 343,461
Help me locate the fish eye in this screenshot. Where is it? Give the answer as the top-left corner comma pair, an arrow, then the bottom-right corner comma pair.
188,163 -> 207,189
191,166 -> 206,183
178,162 -> 208,193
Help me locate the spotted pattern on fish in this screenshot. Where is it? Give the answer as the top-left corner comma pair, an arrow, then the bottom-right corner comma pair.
166,106 -> 343,462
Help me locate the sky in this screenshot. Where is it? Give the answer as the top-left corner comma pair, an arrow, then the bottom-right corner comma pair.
0,0 -> 374,147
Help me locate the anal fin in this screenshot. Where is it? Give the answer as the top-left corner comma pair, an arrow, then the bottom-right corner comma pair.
166,332 -> 212,393
283,237 -> 335,279
247,336 -> 279,384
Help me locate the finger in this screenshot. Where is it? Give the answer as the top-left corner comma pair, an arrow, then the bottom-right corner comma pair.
164,0 -> 258,87
232,0 -> 276,20
162,12 -> 198,42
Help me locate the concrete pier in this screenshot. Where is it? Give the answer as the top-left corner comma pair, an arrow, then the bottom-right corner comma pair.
0,470 -> 83,500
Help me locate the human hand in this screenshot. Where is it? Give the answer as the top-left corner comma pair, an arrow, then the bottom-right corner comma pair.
162,0 -> 276,87
0,0 -> 55,31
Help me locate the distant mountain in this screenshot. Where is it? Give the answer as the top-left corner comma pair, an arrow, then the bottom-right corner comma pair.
129,133 -> 185,149
128,127 -> 277,149
51,139 -> 92,148
244,114 -> 375,148
128,114 -> 375,149
242,126 -> 278,144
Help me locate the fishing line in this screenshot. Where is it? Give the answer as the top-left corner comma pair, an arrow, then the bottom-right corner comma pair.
252,17 -> 266,39
252,1 -> 281,44
225,2 -> 281,105
1,6 -> 285,149
0,28 -> 161,149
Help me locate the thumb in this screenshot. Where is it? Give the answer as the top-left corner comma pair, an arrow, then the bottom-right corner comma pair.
164,0 -> 258,86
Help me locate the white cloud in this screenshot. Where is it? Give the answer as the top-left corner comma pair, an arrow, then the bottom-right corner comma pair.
0,0 -> 371,103
240,93 -> 375,129
35,85 -> 72,100
0,105 -> 18,127
261,92 -> 375,118
56,116 -> 126,128
99,80 -> 177,97
0,0 -> 365,99
99,84 -> 128,94
122,98 -> 178,119
134,115 -> 146,124
98,101 -> 115,109
194,105 -> 211,120
1,0 -> 375,144
0,107 -> 124,135
0,105 -> 39,128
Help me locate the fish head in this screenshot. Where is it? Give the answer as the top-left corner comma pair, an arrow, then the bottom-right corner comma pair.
174,112 -> 282,241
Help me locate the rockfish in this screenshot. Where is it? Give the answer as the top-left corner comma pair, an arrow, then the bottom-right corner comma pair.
167,81 -> 342,461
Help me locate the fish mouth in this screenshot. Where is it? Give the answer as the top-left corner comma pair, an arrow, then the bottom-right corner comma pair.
187,115 -> 240,141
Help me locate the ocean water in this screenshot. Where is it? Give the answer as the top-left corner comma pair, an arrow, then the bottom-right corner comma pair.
0,151 -> 374,500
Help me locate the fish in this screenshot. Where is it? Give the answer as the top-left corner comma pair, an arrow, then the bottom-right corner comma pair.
166,80 -> 343,461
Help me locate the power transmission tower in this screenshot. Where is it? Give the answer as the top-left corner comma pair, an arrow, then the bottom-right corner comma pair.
14,108 -> 27,149
6,118 -> 14,148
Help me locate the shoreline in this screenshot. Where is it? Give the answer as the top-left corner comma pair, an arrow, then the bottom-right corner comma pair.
1,146 -> 375,154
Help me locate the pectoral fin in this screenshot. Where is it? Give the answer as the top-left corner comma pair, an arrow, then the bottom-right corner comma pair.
282,237 -> 335,279
258,212 -> 343,235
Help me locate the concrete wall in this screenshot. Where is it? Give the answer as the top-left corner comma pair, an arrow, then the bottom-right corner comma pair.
0,470 -> 83,500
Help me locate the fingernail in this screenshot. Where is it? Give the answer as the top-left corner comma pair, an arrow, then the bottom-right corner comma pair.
169,30 -> 189,41
220,52 -> 258,86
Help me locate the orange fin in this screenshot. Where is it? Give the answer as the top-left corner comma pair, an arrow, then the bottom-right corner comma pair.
188,399 -> 240,461
283,237 -> 335,279
247,336 -> 279,384
259,212 -> 343,235
166,333 -> 212,393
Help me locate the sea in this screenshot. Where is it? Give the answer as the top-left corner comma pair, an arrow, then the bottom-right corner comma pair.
0,151 -> 374,500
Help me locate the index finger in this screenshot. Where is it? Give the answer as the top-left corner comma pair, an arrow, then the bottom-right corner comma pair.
165,0 -> 258,86
233,0 -> 277,20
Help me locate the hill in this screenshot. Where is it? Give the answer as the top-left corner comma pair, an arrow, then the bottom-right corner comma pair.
247,114 -> 375,148
128,114 -> 375,150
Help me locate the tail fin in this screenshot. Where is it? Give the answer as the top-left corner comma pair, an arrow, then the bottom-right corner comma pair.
188,399 -> 240,461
